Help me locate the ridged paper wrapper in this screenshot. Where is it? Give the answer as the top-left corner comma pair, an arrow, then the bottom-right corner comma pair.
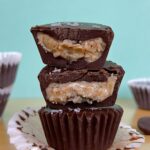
39,105 -> 123,150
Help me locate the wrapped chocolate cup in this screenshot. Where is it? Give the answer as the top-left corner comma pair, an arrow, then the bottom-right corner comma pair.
128,78 -> 150,110
38,61 -> 125,108
39,105 -> 123,150
0,52 -> 22,88
0,52 -> 22,117
31,22 -> 114,70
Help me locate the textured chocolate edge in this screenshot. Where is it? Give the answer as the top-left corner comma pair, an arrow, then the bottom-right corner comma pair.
0,64 -> 19,88
39,105 -> 123,150
38,61 -> 125,109
30,22 -> 114,70
31,22 -> 114,42
0,93 -> 10,117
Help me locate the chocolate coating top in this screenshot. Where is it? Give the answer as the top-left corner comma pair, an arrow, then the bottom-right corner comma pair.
38,61 -> 125,109
38,61 -> 124,88
42,104 -> 123,113
31,22 -> 114,42
31,22 -> 114,69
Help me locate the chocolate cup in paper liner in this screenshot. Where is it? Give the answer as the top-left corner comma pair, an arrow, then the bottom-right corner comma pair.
7,108 -> 145,150
0,86 -> 12,117
39,105 -> 123,150
0,52 -> 22,88
128,78 -> 150,110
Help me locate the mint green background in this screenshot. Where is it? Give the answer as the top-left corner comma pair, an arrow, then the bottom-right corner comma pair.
0,0 -> 150,99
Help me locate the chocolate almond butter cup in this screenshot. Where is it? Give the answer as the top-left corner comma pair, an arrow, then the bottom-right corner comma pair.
39,104 -> 123,150
38,61 -> 125,108
31,22 -> 114,70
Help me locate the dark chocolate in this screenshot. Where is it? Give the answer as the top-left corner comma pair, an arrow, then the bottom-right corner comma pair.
31,22 -> 114,70
39,104 -> 123,150
138,117 -> 150,135
38,61 -> 125,108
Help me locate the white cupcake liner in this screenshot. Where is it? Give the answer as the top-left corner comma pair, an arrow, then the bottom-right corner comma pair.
0,52 -> 22,66
0,85 -> 12,95
128,78 -> 150,110
7,108 -> 145,150
0,52 -> 22,88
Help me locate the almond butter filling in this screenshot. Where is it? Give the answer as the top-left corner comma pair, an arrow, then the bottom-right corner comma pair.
46,75 -> 117,104
37,32 -> 106,62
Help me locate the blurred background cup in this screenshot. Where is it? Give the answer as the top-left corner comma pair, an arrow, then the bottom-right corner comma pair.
128,78 -> 150,110
0,52 -> 22,118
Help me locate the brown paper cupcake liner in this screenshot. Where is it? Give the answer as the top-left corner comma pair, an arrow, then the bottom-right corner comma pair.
7,108 -> 145,150
128,78 -> 150,110
0,52 -> 22,88
39,105 -> 123,150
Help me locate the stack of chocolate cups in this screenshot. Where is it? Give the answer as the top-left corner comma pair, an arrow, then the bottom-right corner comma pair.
31,22 -> 125,150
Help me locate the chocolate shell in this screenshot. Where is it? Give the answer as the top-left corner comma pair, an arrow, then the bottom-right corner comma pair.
39,105 -> 123,150
31,22 -> 114,70
38,61 -> 125,108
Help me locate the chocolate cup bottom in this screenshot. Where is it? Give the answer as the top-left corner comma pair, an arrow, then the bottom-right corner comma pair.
39,105 -> 123,150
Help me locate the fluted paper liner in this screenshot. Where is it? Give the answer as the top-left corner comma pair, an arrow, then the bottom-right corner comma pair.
8,107 -> 144,150
128,78 -> 150,110
39,105 -> 123,150
0,52 -> 22,88
7,108 -> 145,150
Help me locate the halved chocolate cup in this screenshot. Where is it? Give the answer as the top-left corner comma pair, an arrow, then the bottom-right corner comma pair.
31,22 -> 114,70
38,61 -> 125,108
